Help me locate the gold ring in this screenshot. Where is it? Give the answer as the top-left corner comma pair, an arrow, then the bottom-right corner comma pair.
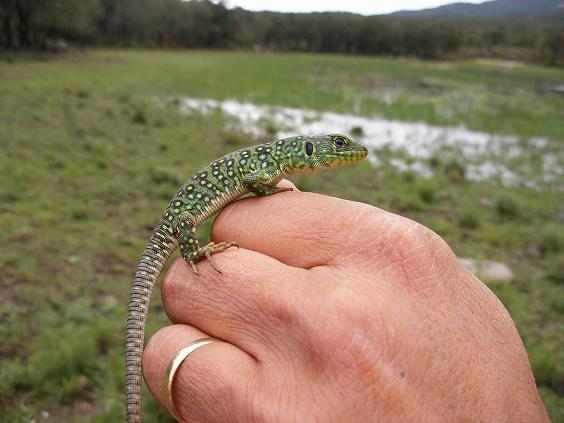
163,337 -> 219,423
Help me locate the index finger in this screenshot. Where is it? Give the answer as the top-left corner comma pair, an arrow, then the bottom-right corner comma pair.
211,182 -> 384,268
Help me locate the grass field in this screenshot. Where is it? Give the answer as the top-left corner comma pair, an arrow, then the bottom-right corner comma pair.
1,49 -> 563,422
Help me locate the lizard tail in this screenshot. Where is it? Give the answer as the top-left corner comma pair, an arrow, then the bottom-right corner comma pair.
126,224 -> 178,423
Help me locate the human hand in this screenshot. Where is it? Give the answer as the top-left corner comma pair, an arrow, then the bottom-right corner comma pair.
143,181 -> 549,422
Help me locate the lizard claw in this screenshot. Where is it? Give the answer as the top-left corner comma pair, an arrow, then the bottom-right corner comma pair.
189,260 -> 200,276
205,249 -> 223,274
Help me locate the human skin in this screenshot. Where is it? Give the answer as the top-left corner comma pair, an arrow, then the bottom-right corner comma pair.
143,180 -> 549,423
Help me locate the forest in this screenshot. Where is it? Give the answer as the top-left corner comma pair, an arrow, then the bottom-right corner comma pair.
1,0 -> 563,63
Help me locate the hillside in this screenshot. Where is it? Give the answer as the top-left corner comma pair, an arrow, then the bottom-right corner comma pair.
391,0 -> 563,19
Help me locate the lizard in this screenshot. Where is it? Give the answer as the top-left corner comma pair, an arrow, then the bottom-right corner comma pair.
125,133 -> 368,423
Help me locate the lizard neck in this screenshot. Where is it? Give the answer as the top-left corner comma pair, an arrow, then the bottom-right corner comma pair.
269,136 -> 316,175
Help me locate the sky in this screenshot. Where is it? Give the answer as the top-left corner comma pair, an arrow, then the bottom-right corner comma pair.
221,0 -> 486,15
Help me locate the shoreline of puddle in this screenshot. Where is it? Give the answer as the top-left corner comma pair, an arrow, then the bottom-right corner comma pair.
162,96 -> 562,190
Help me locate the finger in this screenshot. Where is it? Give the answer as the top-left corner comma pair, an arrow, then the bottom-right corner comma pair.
143,325 -> 256,423
211,189 -> 383,268
161,250 -> 320,356
276,178 -> 299,191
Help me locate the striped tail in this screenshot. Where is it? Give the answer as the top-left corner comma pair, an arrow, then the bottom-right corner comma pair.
126,224 -> 178,423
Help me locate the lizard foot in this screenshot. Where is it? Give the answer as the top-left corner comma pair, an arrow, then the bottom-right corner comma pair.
202,241 -> 239,273
190,241 -> 239,275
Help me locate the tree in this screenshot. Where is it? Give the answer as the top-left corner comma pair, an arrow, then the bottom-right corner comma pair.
0,0 -> 16,48
536,28 -> 564,66
0,0 -> 558,66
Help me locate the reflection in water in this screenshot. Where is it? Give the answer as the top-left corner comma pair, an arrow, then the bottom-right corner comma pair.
176,97 -> 562,190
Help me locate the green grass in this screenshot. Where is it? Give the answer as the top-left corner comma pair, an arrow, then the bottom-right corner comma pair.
2,49 -> 564,139
0,49 -> 563,422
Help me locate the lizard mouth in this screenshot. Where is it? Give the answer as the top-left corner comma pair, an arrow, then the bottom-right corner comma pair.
326,147 -> 368,167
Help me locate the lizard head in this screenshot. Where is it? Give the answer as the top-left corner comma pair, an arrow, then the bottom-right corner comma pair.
303,134 -> 368,170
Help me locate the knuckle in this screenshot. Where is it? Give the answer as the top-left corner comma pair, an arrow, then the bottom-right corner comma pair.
409,220 -> 449,254
297,287 -> 381,371
381,216 -> 457,292
385,215 -> 452,262
161,259 -> 193,306
143,328 -> 166,364
348,206 -> 387,243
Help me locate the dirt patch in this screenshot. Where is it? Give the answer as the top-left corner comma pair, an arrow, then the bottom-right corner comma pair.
400,57 -> 454,70
0,286 -> 12,304
38,400 -> 99,422
0,265 -> 30,305
95,254 -> 130,274
475,58 -> 525,68
428,61 -> 454,70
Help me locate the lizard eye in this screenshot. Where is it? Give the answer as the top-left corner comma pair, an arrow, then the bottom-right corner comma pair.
334,137 -> 346,148
306,142 -> 314,156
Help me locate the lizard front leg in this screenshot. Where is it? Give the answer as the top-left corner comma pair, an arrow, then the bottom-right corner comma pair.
173,211 -> 238,275
243,169 -> 293,196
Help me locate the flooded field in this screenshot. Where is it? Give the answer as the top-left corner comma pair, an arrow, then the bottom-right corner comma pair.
2,50 -> 562,422
177,97 -> 563,190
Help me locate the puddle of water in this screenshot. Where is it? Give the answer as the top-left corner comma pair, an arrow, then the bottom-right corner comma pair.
549,84 -> 564,95
174,97 -> 562,189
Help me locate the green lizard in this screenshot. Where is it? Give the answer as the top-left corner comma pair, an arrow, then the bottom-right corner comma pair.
125,134 -> 368,422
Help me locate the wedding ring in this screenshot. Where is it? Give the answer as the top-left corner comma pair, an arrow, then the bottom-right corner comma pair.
163,337 -> 219,422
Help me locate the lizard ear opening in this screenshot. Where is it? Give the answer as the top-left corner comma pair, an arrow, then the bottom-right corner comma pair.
306,142 -> 314,156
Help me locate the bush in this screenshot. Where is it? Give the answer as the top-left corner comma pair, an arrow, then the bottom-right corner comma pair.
401,171 -> 417,183
76,90 -> 90,99
147,167 -> 180,186
264,122 -> 278,136
549,288 -> 564,314
394,195 -> 425,212
132,109 -> 147,125
444,160 -> 465,183
529,345 -> 561,389
350,126 -> 364,137
539,225 -> 563,256
417,180 -> 437,203
546,255 -> 564,285
222,132 -> 246,147
428,156 -> 441,169
457,207 -> 480,229
495,194 -> 518,218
